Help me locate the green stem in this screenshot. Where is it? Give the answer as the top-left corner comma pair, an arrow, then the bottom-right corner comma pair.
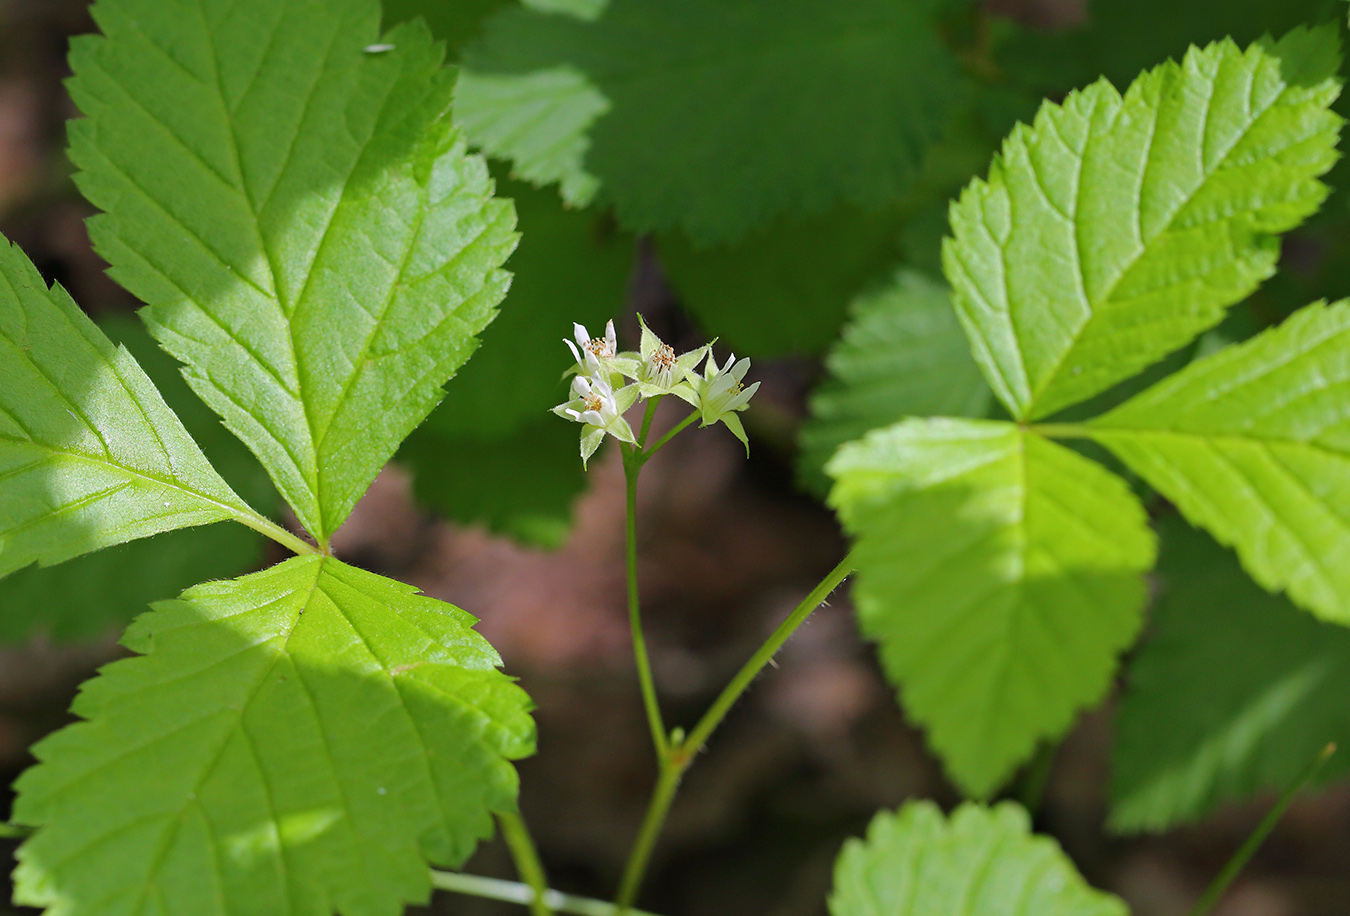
637,397 -> 661,447
680,551 -> 857,759
1188,742 -> 1336,916
1013,740 -> 1057,815
613,551 -> 857,912
641,412 -> 700,461
623,447 -> 669,760
498,811 -> 554,916
235,510 -> 319,557
430,871 -> 666,916
614,762 -> 683,913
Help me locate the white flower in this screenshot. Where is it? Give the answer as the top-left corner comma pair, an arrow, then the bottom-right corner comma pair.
552,356 -> 639,466
565,319 -> 618,368
630,314 -> 707,399
694,351 -> 760,451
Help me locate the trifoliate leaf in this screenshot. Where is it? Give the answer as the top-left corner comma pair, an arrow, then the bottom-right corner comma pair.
13,555 -> 535,916
459,0 -> 965,244
799,270 -> 994,494
828,418 -> 1155,796
830,801 -> 1127,916
1111,516 -> 1350,833
0,236 -> 257,581
68,0 -> 518,545
0,315 -> 278,642
944,28 -> 1343,421
1088,300 -> 1350,625
656,205 -> 904,356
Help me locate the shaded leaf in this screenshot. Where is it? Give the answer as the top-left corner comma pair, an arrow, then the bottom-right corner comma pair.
460,0 -> 965,243
1111,516 -> 1350,832
799,270 -> 993,494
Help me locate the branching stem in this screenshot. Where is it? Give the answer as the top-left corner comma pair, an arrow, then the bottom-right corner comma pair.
431,871 -> 666,916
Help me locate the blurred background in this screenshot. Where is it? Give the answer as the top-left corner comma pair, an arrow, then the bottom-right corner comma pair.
1,0 -> 1350,914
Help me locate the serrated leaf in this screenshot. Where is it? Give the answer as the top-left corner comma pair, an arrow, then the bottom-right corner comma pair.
828,418 -> 1155,796
459,0 -> 965,244
0,315 -> 277,642
657,205 -> 904,357
1111,516 -> 1350,833
68,0 -> 518,545
0,236 -> 255,581
830,801 -> 1127,916
944,28 -> 1343,421
1088,299 -> 1350,625
13,555 -> 535,916
799,270 -> 993,494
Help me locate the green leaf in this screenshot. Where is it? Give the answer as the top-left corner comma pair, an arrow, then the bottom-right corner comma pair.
943,28 -> 1343,421
830,801 -> 1128,916
1001,0 -> 1338,97
828,418 -> 1155,796
1111,516 -> 1350,833
0,315 -> 278,642
0,236 -> 255,581
459,0 -> 965,244
68,0 -> 518,544
657,205 -> 904,357
402,415 -> 585,548
381,0 -> 511,57
13,555 -> 535,916
799,270 -> 993,494
1088,299 -> 1350,625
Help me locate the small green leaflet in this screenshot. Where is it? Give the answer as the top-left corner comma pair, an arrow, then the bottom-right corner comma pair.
0,315 -> 277,642
944,28 -> 1343,421
829,801 -> 1127,916
1089,300 -> 1350,625
827,418 -> 1155,796
459,0 -> 965,244
13,555 -> 535,916
657,205 -> 904,357
799,270 -> 993,494
68,0 -> 518,545
1111,517 -> 1350,833
0,236 -> 257,580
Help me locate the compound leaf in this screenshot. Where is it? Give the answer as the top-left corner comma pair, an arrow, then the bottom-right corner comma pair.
944,28 -> 1343,421
0,315 -> 277,642
460,0 -> 965,244
0,236 -> 255,581
69,0 -> 518,544
1089,300 -> 1350,625
830,801 -> 1127,916
13,555 -> 535,916
828,418 -> 1155,796
1111,516 -> 1350,832
799,270 -> 993,494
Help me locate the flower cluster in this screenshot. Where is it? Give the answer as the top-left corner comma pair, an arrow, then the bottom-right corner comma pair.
552,318 -> 760,464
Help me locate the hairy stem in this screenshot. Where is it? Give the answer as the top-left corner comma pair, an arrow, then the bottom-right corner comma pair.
641,412 -> 700,460
613,551 -> 857,912
623,447 -> 669,760
1188,743 -> 1336,916
235,509 -> 318,557
431,871 -> 666,916
498,811 -> 554,916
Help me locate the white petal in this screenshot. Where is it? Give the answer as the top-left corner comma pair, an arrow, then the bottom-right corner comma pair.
572,376 -> 594,398
566,339 -> 583,364
604,319 -> 617,350
579,409 -> 605,426
573,322 -> 591,346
